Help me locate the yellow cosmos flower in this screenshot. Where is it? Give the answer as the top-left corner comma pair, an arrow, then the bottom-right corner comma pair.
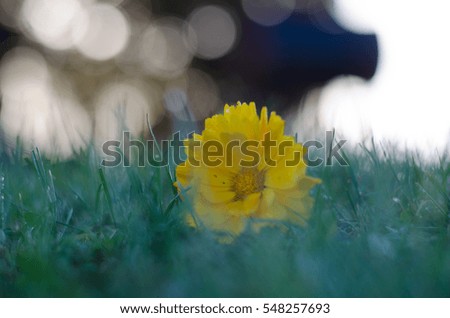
175,102 -> 320,236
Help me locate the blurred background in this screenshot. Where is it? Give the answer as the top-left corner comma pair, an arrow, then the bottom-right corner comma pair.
0,0 -> 448,159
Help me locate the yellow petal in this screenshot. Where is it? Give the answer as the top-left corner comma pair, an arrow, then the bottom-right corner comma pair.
264,166 -> 299,189
201,166 -> 235,188
268,111 -> 285,139
226,192 -> 261,216
243,192 -> 262,213
256,188 -> 289,220
194,196 -> 246,235
273,188 -> 312,224
174,101 -> 321,238
298,176 -> 322,192
259,106 -> 268,130
205,114 -> 229,133
200,186 -> 235,203
175,162 -> 192,188
256,186 -> 313,228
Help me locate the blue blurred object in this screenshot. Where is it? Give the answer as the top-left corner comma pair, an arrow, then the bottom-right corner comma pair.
195,4 -> 378,110
152,0 -> 378,110
0,0 -> 378,115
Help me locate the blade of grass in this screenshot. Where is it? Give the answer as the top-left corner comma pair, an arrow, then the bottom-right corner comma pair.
98,168 -> 116,226
147,113 -> 174,184
31,148 -> 47,188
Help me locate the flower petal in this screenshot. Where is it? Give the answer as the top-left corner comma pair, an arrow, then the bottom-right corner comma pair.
264,166 -> 299,189
226,192 -> 261,216
175,162 -> 192,188
194,196 -> 246,235
268,111 -> 285,139
200,187 -> 235,203
174,102 -> 320,238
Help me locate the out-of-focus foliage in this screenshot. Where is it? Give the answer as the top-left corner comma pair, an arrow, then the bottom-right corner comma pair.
0,141 -> 448,297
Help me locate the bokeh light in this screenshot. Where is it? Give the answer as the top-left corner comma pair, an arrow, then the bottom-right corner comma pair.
74,3 -> 130,61
139,18 -> 193,79
0,47 -> 50,99
164,68 -> 221,121
0,0 -> 24,28
94,80 -> 163,143
20,0 -> 83,51
295,0 -> 450,158
0,47 -> 92,158
186,5 -> 238,60
0,0 -> 448,160
241,0 -> 296,27
332,0 -> 380,34
115,6 -> 152,76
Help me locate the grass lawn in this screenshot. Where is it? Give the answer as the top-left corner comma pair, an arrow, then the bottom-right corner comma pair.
0,141 -> 449,297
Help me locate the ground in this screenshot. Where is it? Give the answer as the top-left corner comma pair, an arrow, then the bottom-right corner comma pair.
0,142 -> 449,297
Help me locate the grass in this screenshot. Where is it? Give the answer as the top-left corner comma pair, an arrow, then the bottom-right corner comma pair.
0,138 -> 449,297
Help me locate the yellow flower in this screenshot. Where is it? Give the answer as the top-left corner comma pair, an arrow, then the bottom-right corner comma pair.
175,102 -> 320,236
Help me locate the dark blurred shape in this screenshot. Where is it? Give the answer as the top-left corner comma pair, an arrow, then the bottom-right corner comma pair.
0,0 -> 378,113
0,0 -> 379,150
0,28 -> 8,44
153,0 -> 378,112
0,26 -> 16,117
0,27 -> 15,60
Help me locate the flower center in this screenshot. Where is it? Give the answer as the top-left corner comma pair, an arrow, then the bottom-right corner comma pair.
232,168 -> 265,200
